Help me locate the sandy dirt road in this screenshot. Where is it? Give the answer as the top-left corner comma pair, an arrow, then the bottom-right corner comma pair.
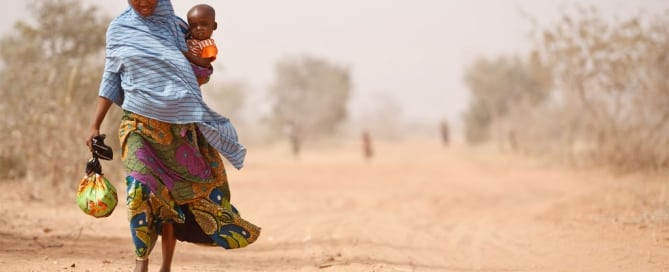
0,140 -> 668,271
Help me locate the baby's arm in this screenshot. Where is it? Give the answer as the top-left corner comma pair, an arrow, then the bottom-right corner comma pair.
183,51 -> 215,68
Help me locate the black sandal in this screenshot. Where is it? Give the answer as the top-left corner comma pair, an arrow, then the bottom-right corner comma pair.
86,134 -> 114,175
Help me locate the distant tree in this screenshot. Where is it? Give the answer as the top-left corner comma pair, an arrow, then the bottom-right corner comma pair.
0,0 -> 110,186
267,55 -> 352,145
462,55 -> 551,144
462,99 -> 492,144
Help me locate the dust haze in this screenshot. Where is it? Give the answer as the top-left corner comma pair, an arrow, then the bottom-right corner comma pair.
0,1 -> 668,271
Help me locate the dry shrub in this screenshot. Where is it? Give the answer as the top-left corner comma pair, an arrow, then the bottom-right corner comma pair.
467,7 -> 669,173
531,7 -> 669,172
0,0 -> 117,196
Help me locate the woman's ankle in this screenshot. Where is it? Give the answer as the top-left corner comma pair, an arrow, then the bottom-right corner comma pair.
134,259 -> 149,272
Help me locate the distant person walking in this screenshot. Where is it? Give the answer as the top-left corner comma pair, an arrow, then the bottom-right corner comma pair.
440,120 -> 450,146
362,130 -> 374,161
285,121 -> 302,157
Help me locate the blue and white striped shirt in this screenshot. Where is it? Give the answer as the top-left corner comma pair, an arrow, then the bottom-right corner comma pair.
99,0 -> 246,169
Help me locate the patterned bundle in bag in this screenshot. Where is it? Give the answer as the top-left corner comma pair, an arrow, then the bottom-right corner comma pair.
77,134 -> 117,218
76,173 -> 118,218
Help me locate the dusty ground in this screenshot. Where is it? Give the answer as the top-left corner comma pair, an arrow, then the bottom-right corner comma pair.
0,140 -> 668,272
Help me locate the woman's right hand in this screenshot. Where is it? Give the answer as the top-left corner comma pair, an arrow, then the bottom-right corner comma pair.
86,96 -> 114,152
85,127 -> 101,152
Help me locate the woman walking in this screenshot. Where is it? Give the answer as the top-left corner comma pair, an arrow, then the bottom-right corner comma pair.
84,1 -> 260,271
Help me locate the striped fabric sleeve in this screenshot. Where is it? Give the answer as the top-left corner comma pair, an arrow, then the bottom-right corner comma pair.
99,67 -> 124,106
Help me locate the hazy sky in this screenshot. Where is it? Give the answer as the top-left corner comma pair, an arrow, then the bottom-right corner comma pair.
1,1 -> 668,128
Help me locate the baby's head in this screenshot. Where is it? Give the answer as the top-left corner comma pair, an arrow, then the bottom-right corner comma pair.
187,4 -> 217,41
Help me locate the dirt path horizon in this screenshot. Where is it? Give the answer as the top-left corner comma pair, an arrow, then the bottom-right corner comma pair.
1,140 -> 667,271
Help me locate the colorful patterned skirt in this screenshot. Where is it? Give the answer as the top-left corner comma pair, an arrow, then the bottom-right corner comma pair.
119,111 -> 260,259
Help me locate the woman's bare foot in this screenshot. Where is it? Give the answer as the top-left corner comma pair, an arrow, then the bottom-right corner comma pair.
134,259 -> 149,272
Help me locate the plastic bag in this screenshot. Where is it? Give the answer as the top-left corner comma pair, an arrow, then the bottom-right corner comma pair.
78,134 -> 117,218
76,172 -> 118,218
